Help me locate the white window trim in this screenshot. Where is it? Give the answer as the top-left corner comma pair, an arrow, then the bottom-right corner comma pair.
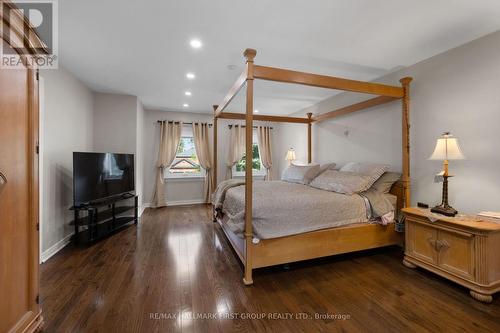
164,168 -> 205,180
232,130 -> 266,177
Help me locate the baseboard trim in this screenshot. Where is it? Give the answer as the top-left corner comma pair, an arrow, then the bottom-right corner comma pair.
168,199 -> 207,206
40,233 -> 73,263
139,203 -> 148,216
142,199 -> 207,209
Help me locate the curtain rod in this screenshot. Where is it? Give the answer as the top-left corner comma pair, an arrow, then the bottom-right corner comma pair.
228,124 -> 273,129
157,120 -> 212,127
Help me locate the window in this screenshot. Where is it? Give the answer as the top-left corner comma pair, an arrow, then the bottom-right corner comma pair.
233,131 -> 265,177
165,126 -> 203,178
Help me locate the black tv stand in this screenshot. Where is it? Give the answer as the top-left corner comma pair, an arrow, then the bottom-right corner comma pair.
70,194 -> 138,245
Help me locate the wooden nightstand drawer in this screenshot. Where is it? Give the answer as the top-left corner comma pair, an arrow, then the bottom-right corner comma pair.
437,229 -> 475,280
405,216 -> 475,279
406,221 -> 438,265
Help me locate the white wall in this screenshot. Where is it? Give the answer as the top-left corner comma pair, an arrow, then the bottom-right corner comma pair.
277,91 -> 402,173
136,100 -> 145,211
93,93 -> 137,154
40,67 -> 94,257
93,93 -> 146,209
277,30 -> 500,214
142,109 -> 281,206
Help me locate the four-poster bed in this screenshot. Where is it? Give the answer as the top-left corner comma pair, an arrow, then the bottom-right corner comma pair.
213,48 -> 412,285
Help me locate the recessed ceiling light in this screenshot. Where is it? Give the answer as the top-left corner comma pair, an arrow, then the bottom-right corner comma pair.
186,72 -> 195,79
254,109 -> 259,113
190,39 -> 202,49
227,64 -> 237,71
185,91 -> 192,96
183,103 -> 189,108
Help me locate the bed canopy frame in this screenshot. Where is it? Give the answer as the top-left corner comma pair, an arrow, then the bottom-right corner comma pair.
213,48 -> 412,285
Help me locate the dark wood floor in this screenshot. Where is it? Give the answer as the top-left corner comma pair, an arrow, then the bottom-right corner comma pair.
41,205 -> 500,333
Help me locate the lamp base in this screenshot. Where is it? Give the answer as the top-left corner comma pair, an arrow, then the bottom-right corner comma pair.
431,204 -> 458,217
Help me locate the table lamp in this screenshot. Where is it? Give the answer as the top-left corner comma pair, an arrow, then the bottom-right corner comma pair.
428,132 -> 465,216
285,148 -> 296,166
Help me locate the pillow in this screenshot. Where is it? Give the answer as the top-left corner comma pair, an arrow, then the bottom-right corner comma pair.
340,162 -> 389,188
319,162 -> 337,174
309,170 -> 373,195
371,172 -> 401,194
281,164 -> 321,185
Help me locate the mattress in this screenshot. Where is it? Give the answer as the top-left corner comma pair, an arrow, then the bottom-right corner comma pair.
219,180 -> 395,240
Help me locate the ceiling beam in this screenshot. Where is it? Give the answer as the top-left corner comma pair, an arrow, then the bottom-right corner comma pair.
253,65 -> 404,98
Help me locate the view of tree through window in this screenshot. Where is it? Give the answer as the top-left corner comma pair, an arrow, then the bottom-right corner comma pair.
235,143 -> 261,172
168,137 -> 201,175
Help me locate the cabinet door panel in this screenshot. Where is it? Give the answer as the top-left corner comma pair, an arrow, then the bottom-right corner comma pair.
406,221 -> 438,265
438,229 -> 475,280
0,45 -> 39,332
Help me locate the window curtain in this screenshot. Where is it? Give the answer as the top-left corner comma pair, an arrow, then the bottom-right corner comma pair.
257,126 -> 273,180
151,121 -> 183,208
226,125 -> 245,179
192,123 -> 214,203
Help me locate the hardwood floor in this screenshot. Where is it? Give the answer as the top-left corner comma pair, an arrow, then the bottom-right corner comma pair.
41,205 -> 500,333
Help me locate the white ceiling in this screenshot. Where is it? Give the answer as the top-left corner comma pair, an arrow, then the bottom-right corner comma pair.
59,0 -> 500,115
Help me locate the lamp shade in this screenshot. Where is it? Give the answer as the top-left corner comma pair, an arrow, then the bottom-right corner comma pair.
429,132 -> 465,160
285,148 -> 296,161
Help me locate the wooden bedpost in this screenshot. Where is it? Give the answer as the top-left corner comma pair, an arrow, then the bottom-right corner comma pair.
400,77 -> 413,208
212,105 -> 218,190
212,105 -> 219,222
243,48 -> 256,286
307,112 -> 313,163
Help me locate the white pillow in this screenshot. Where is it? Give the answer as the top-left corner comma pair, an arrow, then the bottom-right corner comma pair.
340,162 -> 389,187
309,170 -> 373,195
281,164 -> 321,185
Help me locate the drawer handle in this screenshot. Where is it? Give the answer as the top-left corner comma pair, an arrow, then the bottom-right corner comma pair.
435,240 -> 449,251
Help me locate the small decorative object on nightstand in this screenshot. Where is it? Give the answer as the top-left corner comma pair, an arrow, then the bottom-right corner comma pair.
402,207 -> 500,303
428,132 -> 465,217
285,148 -> 296,166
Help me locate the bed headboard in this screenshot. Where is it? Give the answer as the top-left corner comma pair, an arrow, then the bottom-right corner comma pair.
389,180 -> 404,214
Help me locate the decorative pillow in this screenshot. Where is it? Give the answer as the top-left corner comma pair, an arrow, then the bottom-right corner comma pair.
340,162 -> 389,188
371,172 -> 401,194
309,170 -> 373,195
281,164 -> 321,185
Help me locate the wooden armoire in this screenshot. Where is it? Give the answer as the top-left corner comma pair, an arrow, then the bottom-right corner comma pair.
1,1 -> 44,332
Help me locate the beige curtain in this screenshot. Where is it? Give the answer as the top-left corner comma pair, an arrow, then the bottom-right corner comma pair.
151,121 -> 183,207
192,123 -> 214,203
257,126 -> 273,180
226,125 -> 246,179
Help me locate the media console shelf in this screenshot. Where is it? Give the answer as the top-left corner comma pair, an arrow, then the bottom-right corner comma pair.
70,194 -> 138,245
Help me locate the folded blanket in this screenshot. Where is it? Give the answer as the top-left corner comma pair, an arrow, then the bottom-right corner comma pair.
360,188 -> 395,225
212,179 -> 245,210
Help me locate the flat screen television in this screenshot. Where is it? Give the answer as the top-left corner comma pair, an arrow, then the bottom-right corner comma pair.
73,152 -> 135,206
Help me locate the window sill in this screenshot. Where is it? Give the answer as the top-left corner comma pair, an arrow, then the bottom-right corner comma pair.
164,176 -> 205,183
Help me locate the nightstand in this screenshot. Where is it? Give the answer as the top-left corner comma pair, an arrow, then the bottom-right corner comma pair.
402,207 -> 500,303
